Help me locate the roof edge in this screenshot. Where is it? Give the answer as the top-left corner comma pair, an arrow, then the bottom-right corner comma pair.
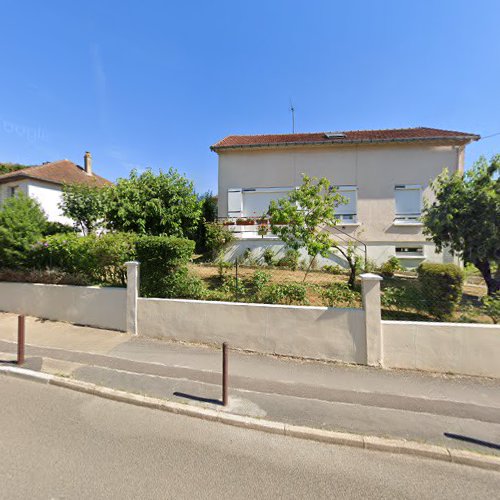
211,134 -> 480,152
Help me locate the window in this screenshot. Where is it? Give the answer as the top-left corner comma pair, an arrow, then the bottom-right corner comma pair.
8,186 -> 18,197
228,187 -> 294,218
396,246 -> 424,257
394,184 -> 421,222
336,185 -> 358,223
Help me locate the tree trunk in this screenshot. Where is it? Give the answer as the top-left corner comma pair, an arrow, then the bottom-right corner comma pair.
474,259 -> 500,296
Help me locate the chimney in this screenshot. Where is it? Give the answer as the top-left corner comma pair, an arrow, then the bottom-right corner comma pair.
84,151 -> 92,176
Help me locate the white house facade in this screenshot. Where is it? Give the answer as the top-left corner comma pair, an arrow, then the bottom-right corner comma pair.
211,127 -> 480,268
0,153 -> 110,225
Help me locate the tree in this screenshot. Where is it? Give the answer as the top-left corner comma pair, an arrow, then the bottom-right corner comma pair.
0,193 -> 47,268
59,183 -> 107,235
105,168 -> 202,238
422,155 -> 500,295
0,162 -> 31,174
195,191 -> 218,253
268,175 -> 361,286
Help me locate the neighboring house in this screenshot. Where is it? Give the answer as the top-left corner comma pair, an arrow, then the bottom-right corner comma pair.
0,152 -> 110,225
211,127 -> 480,268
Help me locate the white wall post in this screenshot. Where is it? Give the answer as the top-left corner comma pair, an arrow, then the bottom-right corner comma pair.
360,273 -> 383,366
125,261 -> 140,336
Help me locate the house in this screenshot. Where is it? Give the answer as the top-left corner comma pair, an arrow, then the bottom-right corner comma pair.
211,127 -> 480,268
0,152 -> 110,225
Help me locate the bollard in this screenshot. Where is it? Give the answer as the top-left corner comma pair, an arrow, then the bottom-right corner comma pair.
222,342 -> 228,406
17,315 -> 25,365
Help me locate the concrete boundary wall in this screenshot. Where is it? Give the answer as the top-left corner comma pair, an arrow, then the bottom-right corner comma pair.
137,297 -> 367,363
0,282 -> 126,331
382,320 -> 500,378
1,261 -> 500,378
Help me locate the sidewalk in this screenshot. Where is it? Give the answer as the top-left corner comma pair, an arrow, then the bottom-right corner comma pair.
1,312 -> 499,456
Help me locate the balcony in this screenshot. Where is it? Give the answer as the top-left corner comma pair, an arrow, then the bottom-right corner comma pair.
221,217 -> 278,239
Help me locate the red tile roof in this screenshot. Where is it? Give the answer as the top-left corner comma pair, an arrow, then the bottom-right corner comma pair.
211,127 -> 480,151
0,160 -> 111,187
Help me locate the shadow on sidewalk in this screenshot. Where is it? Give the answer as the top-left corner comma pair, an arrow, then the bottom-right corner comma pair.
174,391 -> 222,406
0,357 -> 43,371
444,432 -> 500,450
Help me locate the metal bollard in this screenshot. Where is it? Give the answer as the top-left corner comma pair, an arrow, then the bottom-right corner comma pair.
222,342 -> 229,406
17,315 -> 25,365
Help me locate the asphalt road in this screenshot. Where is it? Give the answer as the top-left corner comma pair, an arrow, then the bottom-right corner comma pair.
0,376 -> 498,499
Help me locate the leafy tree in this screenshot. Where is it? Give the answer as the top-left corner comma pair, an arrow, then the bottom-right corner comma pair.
268,175 -> 361,286
0,162 -> 31,174
195,191 -> 218,253
0,193 -> 47,268
422,155 -> 500,295
105,168 -> 202,238
59,183 -> 107,235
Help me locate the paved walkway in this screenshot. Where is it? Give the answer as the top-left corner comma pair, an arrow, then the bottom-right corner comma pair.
1,312 -> 499,456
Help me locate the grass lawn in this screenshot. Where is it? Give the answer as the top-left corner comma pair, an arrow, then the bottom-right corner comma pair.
189,263 -> 493,324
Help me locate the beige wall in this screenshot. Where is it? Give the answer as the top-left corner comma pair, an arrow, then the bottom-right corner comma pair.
138,298 -> 367,363
217,142 -> 461,243
0,282 -> 127,331
382,320 -> 500,378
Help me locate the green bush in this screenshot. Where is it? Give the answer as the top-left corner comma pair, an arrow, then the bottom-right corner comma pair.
203,222 -> 234,260
380,257 -> 403,278
0,193 -> 47,268
262,248 -> 276,266
43,221 -> 77,236
260,282 -> 308,305
417,263 -> 464,320
321,282 -> 359,307
135,235 -> 196,297
322,264 -> 345,275
30,232 -> 137,286
277,248 -> 300,270
482,293 -> 499,324
250,270 -> 271,301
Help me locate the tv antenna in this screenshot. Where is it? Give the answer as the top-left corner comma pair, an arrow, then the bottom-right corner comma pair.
289,99 -> 295,133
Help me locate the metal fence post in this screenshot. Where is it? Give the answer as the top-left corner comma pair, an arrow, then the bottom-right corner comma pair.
222,342 -> 229,406
17,315 -> 25,365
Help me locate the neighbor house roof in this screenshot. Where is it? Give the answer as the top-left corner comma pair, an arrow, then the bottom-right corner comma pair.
0,160 -> 111,187
211,127 -> 480,151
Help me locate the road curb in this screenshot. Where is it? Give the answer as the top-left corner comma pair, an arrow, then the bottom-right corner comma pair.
1,365 -> 499,472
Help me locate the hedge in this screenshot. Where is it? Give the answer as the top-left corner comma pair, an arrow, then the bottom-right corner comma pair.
135,235 -> 200,298
417,262 -> 464,320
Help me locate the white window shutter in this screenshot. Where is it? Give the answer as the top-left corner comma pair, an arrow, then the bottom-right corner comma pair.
227,188 -> 242,217
395,185 -> 421,215
336,186 -> 357,216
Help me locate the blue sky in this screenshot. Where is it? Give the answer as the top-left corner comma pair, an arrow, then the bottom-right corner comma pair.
1,0 -> 499,193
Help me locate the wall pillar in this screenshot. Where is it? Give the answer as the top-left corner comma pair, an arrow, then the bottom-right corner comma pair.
360,273 -> 383,366
125,261 -> 140,335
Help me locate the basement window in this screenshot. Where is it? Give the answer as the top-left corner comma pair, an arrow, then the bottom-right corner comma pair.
395,247 -> 424,258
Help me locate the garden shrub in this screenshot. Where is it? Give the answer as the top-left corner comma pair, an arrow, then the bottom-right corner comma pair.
260,282 -> 308,305
277,248 -> 299,270
217,260 -> 233,281
262,248 -> 276,266
0,193 -> 47,269
321,282 -> 359,307
322,264 -> 344,275
203,222 -> 234,260
417,263 -> 464,320
135,235 -> 197,297
380,257 -> 403,278
482,293 -> 499,324
31,232 -> 137,286
250,270 -> 271,301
